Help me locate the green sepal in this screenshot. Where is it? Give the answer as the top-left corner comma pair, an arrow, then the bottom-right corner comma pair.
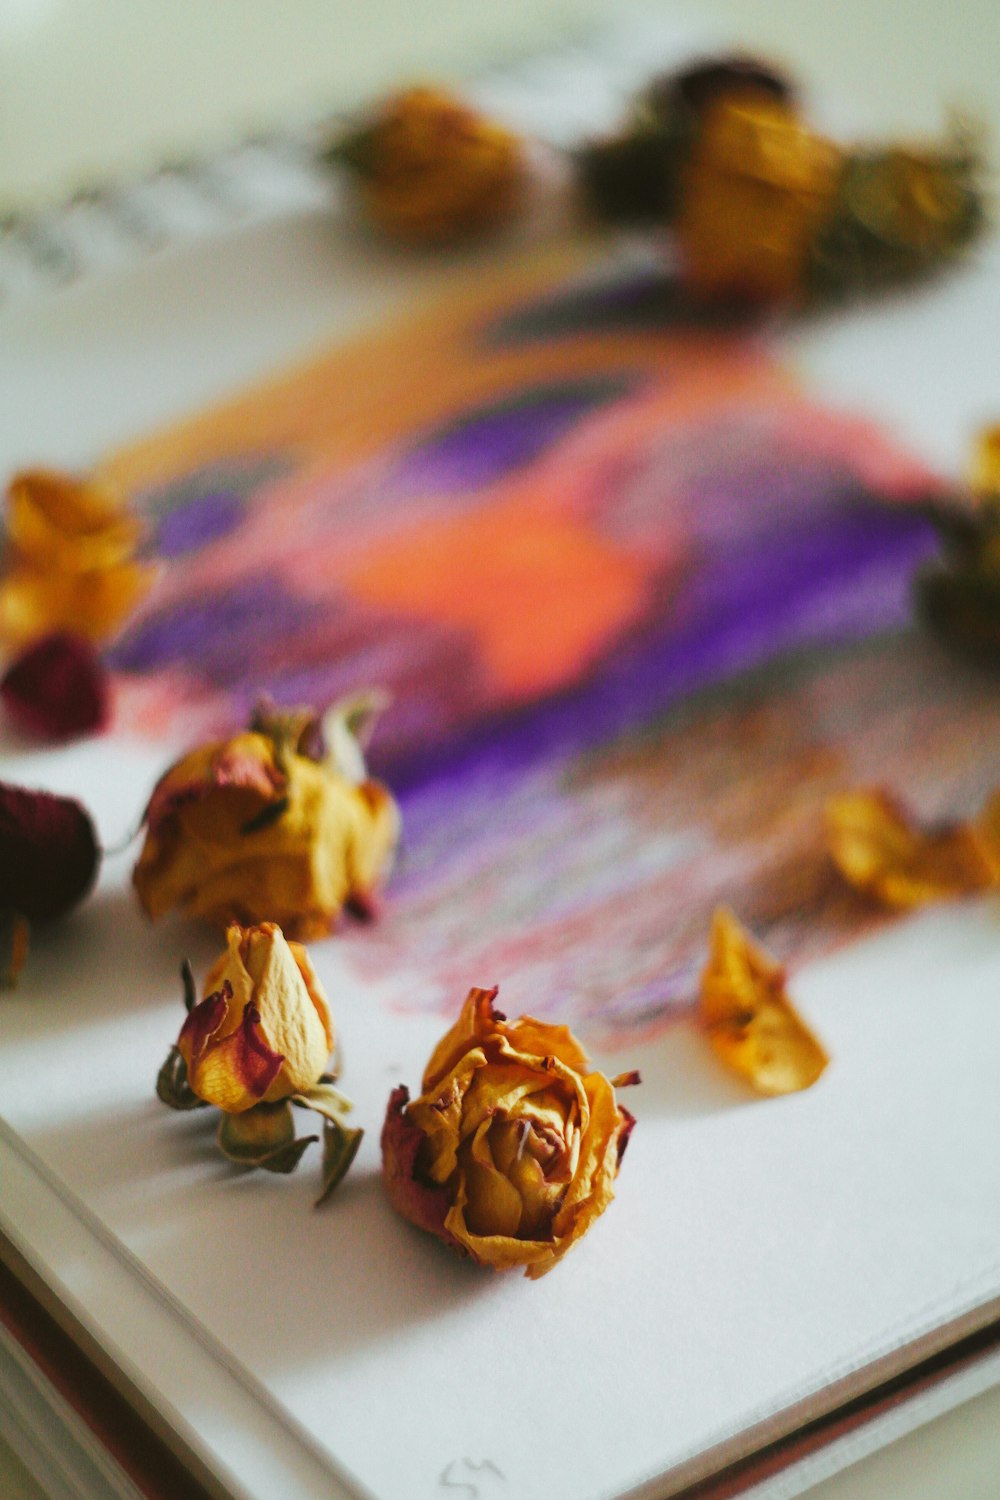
156,1046 -> 208,1111
315,1116 -> 364,1205
323,689 -> 389,784
292,1081 -> 354,1122
216,1101 -> 318,1174
180,958 -> 197,1013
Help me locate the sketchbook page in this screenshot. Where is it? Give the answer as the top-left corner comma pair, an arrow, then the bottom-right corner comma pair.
2,227 -> 1000,1500
3,22 -> 1000,1500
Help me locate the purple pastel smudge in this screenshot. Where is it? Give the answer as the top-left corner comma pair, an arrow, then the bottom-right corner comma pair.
108,573 -> 326,681
153,490 -> 245,558
387,491 -> 936,803
390,375 -> 638,496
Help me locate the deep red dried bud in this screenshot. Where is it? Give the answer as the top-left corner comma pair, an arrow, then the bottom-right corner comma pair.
655,53 -> 795,121
0,631 -> 110,742
0,781 -> 100,919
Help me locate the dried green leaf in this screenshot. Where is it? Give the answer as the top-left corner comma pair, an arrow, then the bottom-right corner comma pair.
323,689 -> 390,784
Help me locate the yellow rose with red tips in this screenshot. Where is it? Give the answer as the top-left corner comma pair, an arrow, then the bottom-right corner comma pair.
158,922 -> 362,1196
133,697 -> 399,939
382,986 -> 638,1279
178,922 -> 333,1113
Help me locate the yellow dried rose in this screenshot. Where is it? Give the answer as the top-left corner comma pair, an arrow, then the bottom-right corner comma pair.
0,469 -> 152,646
677,96 -> 841,303
181,921 -> 333,1112
332,85 -> 525,244
157,922 -> 362,1194
134,697 -> 400,939
826,788 -> 999,908
699,907 -> 829,1096
382,986 -> 638,1279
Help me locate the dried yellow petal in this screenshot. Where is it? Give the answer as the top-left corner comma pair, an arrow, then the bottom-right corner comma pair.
699,907 -> 829,1096
826,788 -> 998,908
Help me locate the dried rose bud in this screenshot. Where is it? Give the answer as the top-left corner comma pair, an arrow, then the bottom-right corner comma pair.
0,469 -> 153,647
677,96 -> 842,304
133,695 -> 399,939
382,986 -> 637,1279
158,924 -> 362,1193
0,781 -> 99,920
577,54 -> 794,229
1,631 -> 110,741
328,86 -> 525,244
179,922 -> 334,1112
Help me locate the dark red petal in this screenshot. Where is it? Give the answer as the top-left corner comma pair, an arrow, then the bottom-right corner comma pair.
0,781 -> 99,920
381,1085 -> 454,1243
0,632 -> 110,742
235,1002 -> 286,1100
143,751 -> 285,836
616,1105 -> 637,1168
177,983 -> 231,1067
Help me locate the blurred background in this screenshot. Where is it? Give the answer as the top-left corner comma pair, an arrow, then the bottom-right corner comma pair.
3,0 -> 1000,210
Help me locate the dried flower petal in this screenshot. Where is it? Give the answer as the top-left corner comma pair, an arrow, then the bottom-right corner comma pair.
382,986 -> 637,1278
134,702 -> 399,937
327,86 -> 526,244
699,907 -> 829,1096
0,631 -> 110,741
0,781 -> 99,921
826,788 -> 998,908
0,470 -> 153,647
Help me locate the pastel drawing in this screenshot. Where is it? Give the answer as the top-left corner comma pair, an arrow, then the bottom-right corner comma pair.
105,248 -> 989,1040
